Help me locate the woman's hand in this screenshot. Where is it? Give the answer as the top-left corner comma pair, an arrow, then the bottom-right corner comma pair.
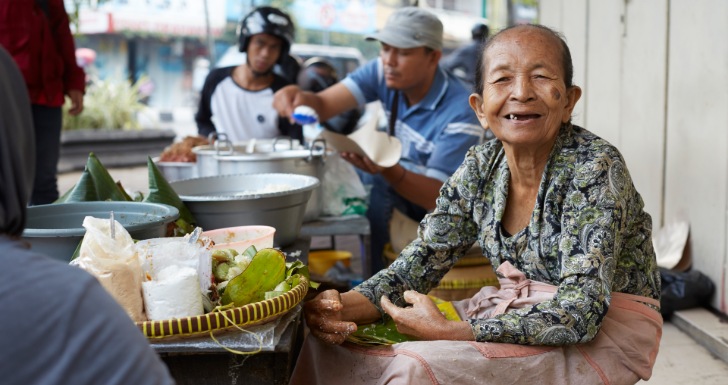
381,290 -> 475,341
303,290 -> 358,345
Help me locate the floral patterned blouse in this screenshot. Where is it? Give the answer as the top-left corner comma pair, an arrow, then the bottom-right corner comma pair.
354,124 -> 661,345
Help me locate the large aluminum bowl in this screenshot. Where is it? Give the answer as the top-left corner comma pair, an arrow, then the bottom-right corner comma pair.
170,173 -> 320,247
193,138 -> 324,221
22,202 -> 180,262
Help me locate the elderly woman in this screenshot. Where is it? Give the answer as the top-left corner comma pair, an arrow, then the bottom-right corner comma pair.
291,24 -> 662,385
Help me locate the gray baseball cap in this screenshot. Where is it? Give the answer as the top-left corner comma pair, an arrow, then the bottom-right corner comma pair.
365,7 -> 443,51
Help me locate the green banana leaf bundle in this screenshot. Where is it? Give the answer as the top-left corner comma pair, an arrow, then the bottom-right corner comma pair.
55,152 -> 196,236
215,247 -> 319,309
346,297 -> 462,347
56,152 -> 132,203
144,156 -> 195,235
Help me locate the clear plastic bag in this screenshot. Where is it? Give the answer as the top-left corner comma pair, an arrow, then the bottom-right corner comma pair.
70,216 -> 146,322
321,153 -> 368,217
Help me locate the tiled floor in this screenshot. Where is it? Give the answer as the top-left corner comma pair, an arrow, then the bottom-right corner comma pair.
640,319 -> 728,383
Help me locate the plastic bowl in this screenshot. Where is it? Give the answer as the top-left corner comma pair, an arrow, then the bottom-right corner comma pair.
202,225 -> 275,254
22,201 -> 180,262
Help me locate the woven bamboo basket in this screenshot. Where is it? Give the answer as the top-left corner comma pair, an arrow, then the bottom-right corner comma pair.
136,276 -> 308,339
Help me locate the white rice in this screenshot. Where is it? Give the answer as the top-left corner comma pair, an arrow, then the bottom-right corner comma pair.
231,183 -> 294,197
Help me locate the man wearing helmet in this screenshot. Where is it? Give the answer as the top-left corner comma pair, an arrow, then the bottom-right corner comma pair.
195,6 -> 302,142
274,7 -> 486,276
296,57 -> 362,135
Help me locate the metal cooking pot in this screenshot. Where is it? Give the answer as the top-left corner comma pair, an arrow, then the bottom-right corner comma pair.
215,140 -> 326,221
192,136 -> 303,177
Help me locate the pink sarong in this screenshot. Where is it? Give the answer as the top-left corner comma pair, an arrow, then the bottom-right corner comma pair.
289,262 -> 663,385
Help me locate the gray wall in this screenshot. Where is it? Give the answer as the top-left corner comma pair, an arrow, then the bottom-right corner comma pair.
540,0 -> 728,312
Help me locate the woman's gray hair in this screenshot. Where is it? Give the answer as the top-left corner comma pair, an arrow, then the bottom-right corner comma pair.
473,24 -> 574,95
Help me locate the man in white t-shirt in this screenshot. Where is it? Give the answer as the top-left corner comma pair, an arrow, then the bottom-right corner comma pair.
195,6 -> 301,142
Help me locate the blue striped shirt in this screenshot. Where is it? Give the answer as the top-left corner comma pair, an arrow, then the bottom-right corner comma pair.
342,58 -> 484,182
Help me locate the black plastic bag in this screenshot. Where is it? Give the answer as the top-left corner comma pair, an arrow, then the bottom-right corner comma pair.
660,267 -> 715,319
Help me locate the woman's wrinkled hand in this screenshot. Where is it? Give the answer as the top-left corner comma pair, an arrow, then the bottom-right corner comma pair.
303,289 -> 358,345
381,290 -> 475,341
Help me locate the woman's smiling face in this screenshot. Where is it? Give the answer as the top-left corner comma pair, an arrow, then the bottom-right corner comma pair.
470,26 -> 581,149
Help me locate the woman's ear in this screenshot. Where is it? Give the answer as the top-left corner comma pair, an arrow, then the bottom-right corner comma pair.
562,86 -> 582,123
469,93 -> 489,128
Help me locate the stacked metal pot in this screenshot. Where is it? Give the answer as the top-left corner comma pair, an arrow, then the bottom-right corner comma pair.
192,136 -> 326,222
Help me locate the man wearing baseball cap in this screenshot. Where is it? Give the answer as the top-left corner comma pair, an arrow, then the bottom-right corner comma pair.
274,7 -> 486,276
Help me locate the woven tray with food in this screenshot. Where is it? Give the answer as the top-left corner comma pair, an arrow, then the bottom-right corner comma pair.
71,217 -> 315,340
55,153 -> 316,340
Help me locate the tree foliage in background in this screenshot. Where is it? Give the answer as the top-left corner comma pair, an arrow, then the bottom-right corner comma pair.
66,0 -> 112,32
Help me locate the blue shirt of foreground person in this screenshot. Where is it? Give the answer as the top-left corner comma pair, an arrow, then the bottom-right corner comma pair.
0,46 -> 175,385
274,7 -> 485,275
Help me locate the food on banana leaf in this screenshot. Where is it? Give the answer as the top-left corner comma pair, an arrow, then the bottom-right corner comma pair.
347,297 -> 462,346
158,135 -> 209,162
283,259 -> 317,289
208,246 -> 318,310
221,248 -> 287,307
211,247 -> 253,283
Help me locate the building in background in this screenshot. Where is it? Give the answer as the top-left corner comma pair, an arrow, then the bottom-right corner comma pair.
69,0 -> 227,111
66,0 -> 528,113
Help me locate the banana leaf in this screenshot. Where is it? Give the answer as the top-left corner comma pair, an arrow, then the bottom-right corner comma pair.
347,297 -> 462,346
286,260 -> 319,289
55,152 -> 131,203
221,248 -> 287,306
143,156 -> 196,229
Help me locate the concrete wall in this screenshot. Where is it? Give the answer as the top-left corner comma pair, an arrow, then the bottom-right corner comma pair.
539,0 -> 728,312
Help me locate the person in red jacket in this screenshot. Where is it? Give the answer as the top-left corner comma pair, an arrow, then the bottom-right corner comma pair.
0,0 -> 85,205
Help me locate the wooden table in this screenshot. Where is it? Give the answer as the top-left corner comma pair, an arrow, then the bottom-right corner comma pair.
300,215 -> 372,278
150,237 -> 310,385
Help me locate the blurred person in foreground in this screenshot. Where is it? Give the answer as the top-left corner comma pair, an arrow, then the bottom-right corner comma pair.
441,22 -> 490,89
274,7 -> 486,276
290,24 -> 662,385
195,6 -> 302,143
0,47 -> 175,385
0,0 -> 85,205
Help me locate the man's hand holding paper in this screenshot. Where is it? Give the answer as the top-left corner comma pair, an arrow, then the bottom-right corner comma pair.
321,104 -> 402,168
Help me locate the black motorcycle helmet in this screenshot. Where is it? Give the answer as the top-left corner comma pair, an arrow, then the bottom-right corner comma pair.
238,6 -> 295,64
471,23 -> 489,42
298,57 -> 338,93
